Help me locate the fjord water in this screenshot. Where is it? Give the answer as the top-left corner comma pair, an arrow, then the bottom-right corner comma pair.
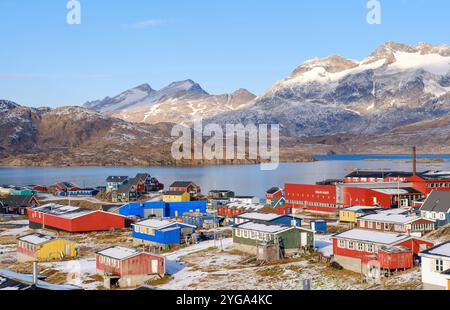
1,155 -> 450,199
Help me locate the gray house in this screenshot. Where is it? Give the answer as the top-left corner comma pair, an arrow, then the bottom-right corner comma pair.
420,191 -> 450,227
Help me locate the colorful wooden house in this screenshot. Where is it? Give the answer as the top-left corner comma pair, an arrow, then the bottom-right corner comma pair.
357,208 -> 435,236
162,191 -> 190,202
9,187 -> 37,196
111,183 -> 138,203
28,203 -> 128,233
168,181 -> 201,198
96,246 -> 165,289
265,187 -> 283,205
132,218 -> 196,248
106,176 -> 129,192
331,229 -> 434,274
0,195 -> 39,215
134,173 -> 164,193
16,233 -> 77,262
55,182 -> 80,193
419,241 -> 450,290
339,206 -> 383,225
420,191 -> 450,227
232,222 -> 314,258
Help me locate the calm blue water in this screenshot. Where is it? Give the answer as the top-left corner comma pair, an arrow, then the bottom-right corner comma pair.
1,155 -> 450,199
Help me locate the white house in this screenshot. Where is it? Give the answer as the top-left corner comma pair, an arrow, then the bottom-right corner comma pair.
419,241 -> 450,290
420,191 -> 450,227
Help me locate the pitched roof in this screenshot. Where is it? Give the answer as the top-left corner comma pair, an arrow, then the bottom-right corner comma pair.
358,209 -> 425,224
106,176 -> 128,183
420,241 -> 450,258
234,222 -> 295,234
169,181 -> 194,188
421,191 -> 450,213
117,182 -> 137,194
332,229 -> 411,245
134,218 -> 195,229
0,195 -> 35,208
96,246 -> 141,260
17,233 -> 55,245
135,173 -> 151,181
237,212 -> 281,221
418,170 -> 450,181
266,187 -> 282,194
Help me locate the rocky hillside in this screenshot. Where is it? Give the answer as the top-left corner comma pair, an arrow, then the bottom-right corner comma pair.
209,42 -> 450,137
84,80 -> 256,126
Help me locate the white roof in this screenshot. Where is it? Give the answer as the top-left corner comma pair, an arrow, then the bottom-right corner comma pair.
225,202 -> 265,211
18,234 -> 55,245
135,218 -> 174,229
235,222 -> 292,234
97,246 -> 140,260
32,203 -> 94,219
359,209 -> 421,224
333,229 -> 410,245
427,242 -> 450,257
343,206 -> 381,211
237,212 -> 280,221
372,188 -> 410,195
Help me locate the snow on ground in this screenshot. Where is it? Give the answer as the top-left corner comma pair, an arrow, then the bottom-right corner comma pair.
0,226 -> 30,236
0,220 -> 29,226
315,235 -> 333,258
41,258 -> 100,290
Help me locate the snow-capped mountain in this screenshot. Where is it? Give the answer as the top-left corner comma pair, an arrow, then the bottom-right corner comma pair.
84,80 -> 256,125
209,42 -> 450,136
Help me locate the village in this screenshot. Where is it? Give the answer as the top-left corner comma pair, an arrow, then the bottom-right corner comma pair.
0,149 -> 449,291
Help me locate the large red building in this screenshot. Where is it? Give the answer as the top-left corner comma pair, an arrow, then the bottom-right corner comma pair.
28,204 -> 128,233
285,182 -> 424,214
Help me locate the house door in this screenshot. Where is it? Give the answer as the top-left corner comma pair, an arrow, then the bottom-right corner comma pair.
65,244 -> 72,256
151,260 -> 158,273
301,233 -> 307,247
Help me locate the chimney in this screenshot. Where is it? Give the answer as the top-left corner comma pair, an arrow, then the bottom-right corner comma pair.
412,146 -> 417,176
32,261 -> 39,286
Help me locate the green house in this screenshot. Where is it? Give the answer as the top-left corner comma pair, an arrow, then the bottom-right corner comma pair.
232,221 -> 314,258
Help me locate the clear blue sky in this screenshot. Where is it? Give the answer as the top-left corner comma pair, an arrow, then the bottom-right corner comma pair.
0,0 -> 449,107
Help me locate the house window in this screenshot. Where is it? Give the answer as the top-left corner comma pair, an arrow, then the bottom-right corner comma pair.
360,221 -> 365,228
338,240 -> 345,248
376,222 -> 381,229
367,221 -> 373,229
348,241 -> 355,250
435,259 -> 444,272
384,223 -> 389,230
367,244 -> 374,253
357,243 -> 364,251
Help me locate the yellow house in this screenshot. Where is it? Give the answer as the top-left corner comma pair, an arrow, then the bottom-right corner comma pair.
162,191 -> 190,202
339,206 -> 381,225
16,233 -> 78,262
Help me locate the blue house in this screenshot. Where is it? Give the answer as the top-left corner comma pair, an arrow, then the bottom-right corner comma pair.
420,191 -> 450,227
310,220 -> 327,233
165,201 -> 207,217
119,201 -> 167,218
234,212 -> 302,227
132,218 -> 196,248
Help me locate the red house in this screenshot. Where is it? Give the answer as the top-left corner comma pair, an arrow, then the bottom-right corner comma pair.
55,182 -> 80,192
27,203 -> 128,233
407,171 -> 450,195
96,246 -> 165,289
265,187 -> 283,205
169,181 -> 201,197
331,229 -> 434,274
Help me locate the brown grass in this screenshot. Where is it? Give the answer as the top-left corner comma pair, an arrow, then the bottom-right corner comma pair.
146,275 -> 173,286
256,266 -> 284,277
